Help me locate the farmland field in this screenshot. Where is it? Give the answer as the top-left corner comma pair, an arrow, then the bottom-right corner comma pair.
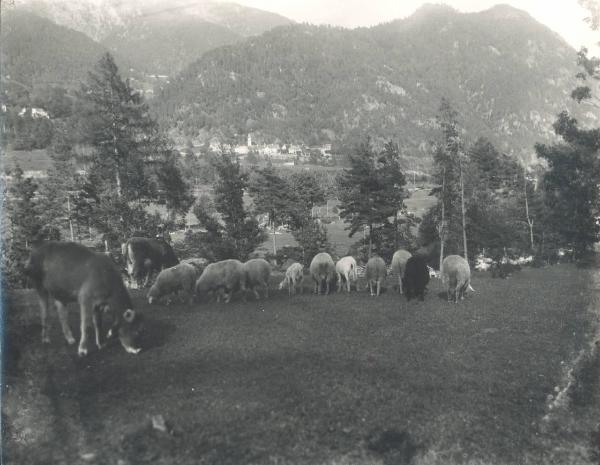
2,264 -> 600,465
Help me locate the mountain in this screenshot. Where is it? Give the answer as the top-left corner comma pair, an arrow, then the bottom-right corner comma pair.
14,0 -> 294,76
101,18 -> 242,76
154,4 -> 598,164
1,10 -> 109,94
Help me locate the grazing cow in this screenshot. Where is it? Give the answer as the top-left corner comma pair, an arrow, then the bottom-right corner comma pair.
442,255 -> 472,303
279,262 -> 304,296
391,249 -> 412,294
402,255 -> 430,301
181,257 -> 210,275
335,256 -> 358,293
195,259 -> 246,303
309,252 -> 336,295
25,241 -> 143,356
243,258 -> 271,300
147,263 -> 198,304
122,237 -> 179,288
365,256 -> 387,297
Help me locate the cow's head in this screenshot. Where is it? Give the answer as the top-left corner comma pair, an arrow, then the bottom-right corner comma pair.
108,309 -> 143,354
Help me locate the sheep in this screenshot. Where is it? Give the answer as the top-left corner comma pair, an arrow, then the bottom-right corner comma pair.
278,262 -> 304,296
243,258 -> 271,300
441,255 -> 472,303
195,259 -> 246,303
335,256 -> 358,293
365,256 -> 387,297
181,257 -> 210,275
309,252 -> 336,295
427,265 -> 440,279
147,262 -> 198,304
402,255 -> 430,301
391,249 -> 412,294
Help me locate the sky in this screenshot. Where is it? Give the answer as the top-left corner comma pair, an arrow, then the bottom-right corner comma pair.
225,0 -> 600,54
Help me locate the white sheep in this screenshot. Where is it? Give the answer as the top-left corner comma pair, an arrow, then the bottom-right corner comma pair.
309,252 -> 336,295
195,259 -> 246,303
335,256 -> 358,293
243,258 -> 271,300
391,249 -> 412,294
279,262 -> 304,296
365,256 -> 387,297
441,255 -> 472,303
147,263 -> 198,304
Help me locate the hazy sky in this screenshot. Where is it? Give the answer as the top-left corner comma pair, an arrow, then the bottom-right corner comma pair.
226,0 -> 599,53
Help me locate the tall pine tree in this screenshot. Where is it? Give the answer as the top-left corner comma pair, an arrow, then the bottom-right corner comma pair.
67,53 -> 191,241
337,138 -> 407,257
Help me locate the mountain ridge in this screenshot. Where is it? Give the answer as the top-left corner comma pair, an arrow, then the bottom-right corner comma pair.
153,4 -> 595,164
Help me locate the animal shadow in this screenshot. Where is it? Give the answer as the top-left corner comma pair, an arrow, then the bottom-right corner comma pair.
139,317 -> 177,351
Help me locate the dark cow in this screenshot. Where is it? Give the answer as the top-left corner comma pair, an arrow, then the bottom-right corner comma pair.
26,241 -> 143,356
402,255 -> 430,302
122,237 -> 179,288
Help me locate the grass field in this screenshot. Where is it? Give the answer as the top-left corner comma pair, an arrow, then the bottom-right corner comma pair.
3,264 -> 600,465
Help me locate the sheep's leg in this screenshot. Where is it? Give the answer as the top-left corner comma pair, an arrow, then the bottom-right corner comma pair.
346,274 -> 351,293
376,279 -> 381,297
253,287 -> 260,300
314,279 -> 319,295
337,273 -> 342,293
398,275 -> 403,294
264,281 -> 269,299
369,281 -> 374,296
325,279 -> 330,295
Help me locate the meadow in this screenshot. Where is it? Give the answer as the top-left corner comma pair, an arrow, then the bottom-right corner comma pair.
3,264 -> 599,465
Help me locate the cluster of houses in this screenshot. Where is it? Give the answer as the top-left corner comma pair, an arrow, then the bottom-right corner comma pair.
184,134 -> 334,165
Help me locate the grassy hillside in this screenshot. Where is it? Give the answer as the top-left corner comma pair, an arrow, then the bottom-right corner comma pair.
4,264 -> 599,464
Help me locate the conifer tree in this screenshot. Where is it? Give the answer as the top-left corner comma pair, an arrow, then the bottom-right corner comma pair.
64,53 -> 191,241
337,138 -> 407,256
535,5 -> 600,257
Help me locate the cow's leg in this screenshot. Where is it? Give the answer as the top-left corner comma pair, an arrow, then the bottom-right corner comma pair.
39,292 -> 51,343
55,300 -> 76,345
143,271 -> 151,288
92,306 -> 105,350
77,297 -> 93,357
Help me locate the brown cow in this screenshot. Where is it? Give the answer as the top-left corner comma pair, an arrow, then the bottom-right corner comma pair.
26,241 -> 143,356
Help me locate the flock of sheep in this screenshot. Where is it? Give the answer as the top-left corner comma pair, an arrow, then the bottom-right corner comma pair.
146,250 -> 474,306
